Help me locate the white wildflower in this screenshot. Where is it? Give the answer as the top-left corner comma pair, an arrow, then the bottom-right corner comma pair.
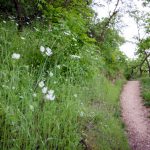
38,81 -> 45,88
70,55 -> 81,59
42,87 -> 48,94
49,72 -> 53,77
12,53 -> 20,59
9,16 -> 15,21
48,90 -> 54,95
21,37 -> 25,40
45,90 -> 55,101
33,93 -> 37,97
45,94 -> 55,101
40,46 -> 45,53
46,47 -> 53,56
3,20 -> 6,23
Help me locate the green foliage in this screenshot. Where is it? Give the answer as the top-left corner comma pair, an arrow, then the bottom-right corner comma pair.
140,77 -> 150,106
130,37 -> 150,78
0,19 -> 129,149
138,37 -> 150,54
0,0 -> 38,16
80,76 -> 129,150
90,21 -> 127,78
0,0 -> 130,149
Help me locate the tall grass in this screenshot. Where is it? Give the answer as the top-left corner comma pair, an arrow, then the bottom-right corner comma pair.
0,20 -> 129,149
140,77 -> 150,107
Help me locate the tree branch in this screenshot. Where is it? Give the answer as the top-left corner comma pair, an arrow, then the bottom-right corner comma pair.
99,0 -> 120,42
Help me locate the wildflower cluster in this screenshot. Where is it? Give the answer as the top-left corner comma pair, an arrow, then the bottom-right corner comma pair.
40,46 -> 53,56
39,81 -> 55,101
12,53 -> 21,60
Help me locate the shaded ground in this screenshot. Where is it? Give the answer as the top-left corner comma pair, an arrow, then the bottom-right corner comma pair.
121,81 -> 150,150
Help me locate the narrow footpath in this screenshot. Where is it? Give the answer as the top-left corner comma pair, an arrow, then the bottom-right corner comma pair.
121,81 -> 150,150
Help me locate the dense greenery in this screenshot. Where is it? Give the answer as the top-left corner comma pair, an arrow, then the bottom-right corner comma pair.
0,20 -> 129,149
140,78 -> 150,107
1,0 -> 149,149
127,1 -> 150,78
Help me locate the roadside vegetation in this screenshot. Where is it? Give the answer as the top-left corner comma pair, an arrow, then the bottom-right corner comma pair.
140,78 -> 150,107
0,19 -> 129,150
1,0 -> 150,149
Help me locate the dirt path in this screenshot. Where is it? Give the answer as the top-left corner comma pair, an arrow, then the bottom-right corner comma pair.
121,81 -> 150,150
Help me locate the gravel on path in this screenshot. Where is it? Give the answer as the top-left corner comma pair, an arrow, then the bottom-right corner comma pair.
121,81 -> 150,150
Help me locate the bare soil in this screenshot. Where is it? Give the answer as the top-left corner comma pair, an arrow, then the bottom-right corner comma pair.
121,81 -> 150,150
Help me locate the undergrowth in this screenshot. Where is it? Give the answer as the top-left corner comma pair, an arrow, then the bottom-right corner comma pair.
0,20 -> 129,149
140,77 -> 150,107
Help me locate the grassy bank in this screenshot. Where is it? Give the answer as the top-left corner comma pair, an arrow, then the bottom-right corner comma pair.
80,77 -> 129,149
140,77 -> 150,107
0,21 -> 129,149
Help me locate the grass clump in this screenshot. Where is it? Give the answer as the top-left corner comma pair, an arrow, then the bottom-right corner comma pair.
79,76 -> 129,150
0,21 -> 129,149
140,77 -> 150,107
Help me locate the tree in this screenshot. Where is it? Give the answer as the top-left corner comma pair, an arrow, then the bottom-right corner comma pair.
128,8 -> 150,77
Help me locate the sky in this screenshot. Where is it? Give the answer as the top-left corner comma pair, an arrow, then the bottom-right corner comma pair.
93,0 -> 149,59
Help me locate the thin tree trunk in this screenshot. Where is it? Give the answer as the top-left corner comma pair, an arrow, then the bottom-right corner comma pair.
99,0 -> 120,42
13,0 -> 23,31
131,53 -> 150,77
139,67 -> 143,77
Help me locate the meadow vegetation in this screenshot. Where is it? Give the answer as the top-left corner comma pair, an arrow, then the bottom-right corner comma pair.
0,18 -> 129,149
0,0 -> 141,149
140,77 -> 150,107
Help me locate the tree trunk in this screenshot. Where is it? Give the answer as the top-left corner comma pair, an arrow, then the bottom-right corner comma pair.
130,53 -> 150,77
13,0 -> 23,31
139,67 -> 143,77
99,0 -> 120,42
